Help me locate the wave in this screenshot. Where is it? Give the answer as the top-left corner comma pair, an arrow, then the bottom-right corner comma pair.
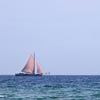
0,95 -> 6,98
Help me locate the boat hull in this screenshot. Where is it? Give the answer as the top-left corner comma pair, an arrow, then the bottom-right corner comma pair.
15,73 -> 42,76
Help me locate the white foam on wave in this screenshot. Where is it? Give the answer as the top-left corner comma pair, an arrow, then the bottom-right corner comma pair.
0,95 -> 5,98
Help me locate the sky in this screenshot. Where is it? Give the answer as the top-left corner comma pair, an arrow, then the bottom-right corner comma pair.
0,0 -> 100,75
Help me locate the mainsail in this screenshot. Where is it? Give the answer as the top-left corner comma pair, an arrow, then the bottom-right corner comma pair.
22,54 -> 35,74
37,63 -> 43,75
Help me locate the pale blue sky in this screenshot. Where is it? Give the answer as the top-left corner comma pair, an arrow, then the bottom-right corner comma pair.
0,0 -> 100,75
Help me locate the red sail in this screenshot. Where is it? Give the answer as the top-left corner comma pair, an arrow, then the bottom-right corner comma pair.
22,54 -> 35,74
37,62 -> 43,75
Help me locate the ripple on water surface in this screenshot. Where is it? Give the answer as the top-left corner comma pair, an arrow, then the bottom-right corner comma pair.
0,75 -> 100,100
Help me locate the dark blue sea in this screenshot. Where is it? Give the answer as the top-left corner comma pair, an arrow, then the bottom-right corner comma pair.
0,75 -> 100,100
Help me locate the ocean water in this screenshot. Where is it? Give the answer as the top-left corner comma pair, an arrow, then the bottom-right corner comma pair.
0,75 -> 100,100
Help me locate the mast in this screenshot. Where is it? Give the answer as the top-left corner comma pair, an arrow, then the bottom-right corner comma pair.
33,52 -> 35,74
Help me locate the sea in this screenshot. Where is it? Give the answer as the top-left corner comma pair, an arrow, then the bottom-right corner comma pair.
0,75 -> 100,100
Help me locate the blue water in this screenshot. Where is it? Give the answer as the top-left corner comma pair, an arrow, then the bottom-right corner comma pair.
0,75 -> 100,100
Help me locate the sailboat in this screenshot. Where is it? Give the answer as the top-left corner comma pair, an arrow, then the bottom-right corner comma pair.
15,54 -> 43,76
